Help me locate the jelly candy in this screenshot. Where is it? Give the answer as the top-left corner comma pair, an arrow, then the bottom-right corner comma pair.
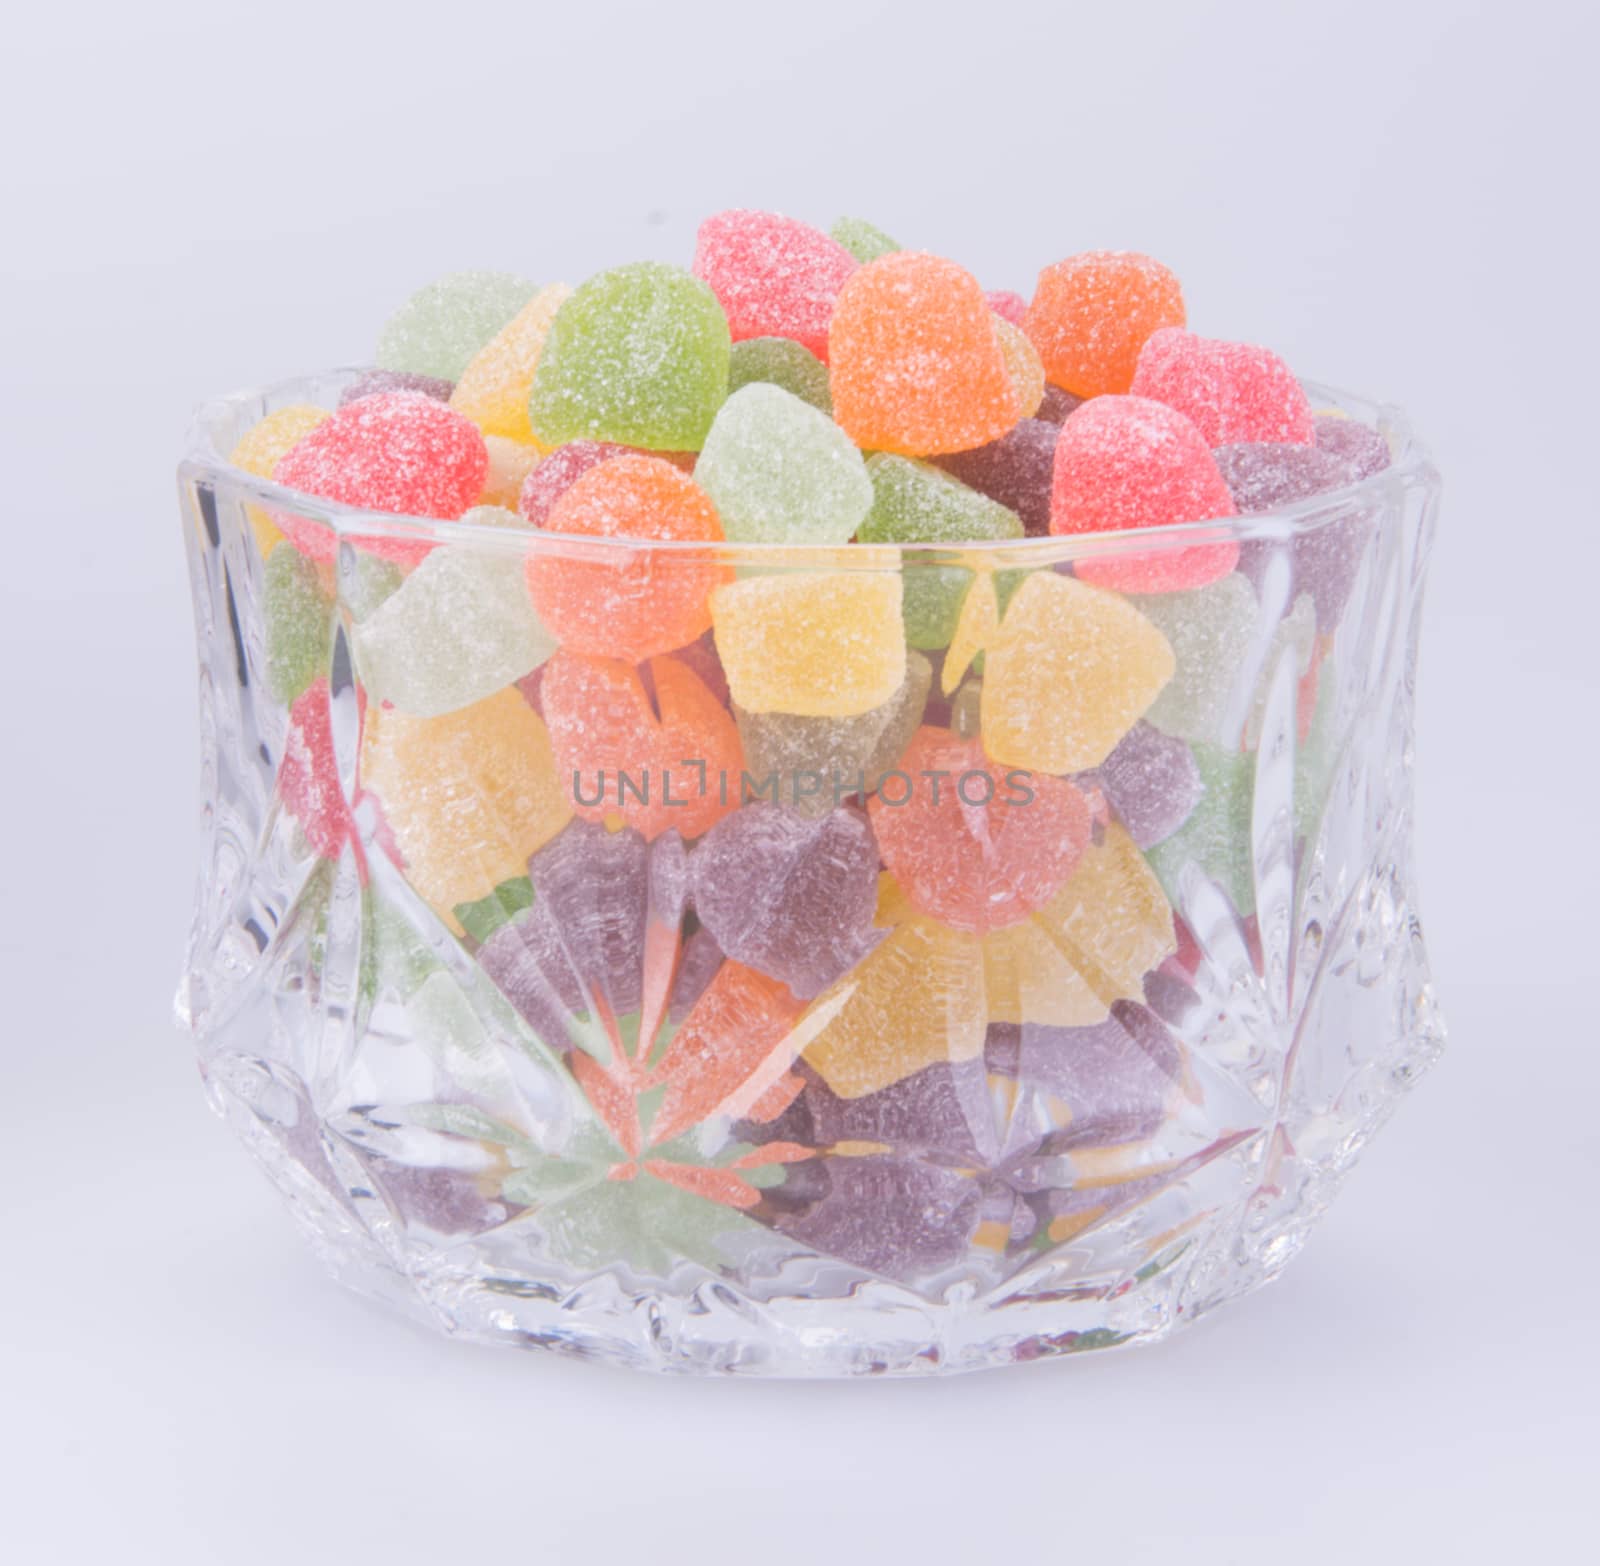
1035,383 -> 1084,424
354,511 -> 556,717
279,678 -> 354,860
979,571 -> 1175,774
540,649 -> 742,841
528,262 -> 730,452
478,435 -> 541,509
360,687 -> 571,927
263,541 -> 332,704
726,336 -> 832,414
339,370 -> 453,406
712,572 -> 905,717
517,439 -> 632,525
1024,251 -> 1185,398
1146,742 -> 1257,916
1050,394 -> 1239,592
1128,573 -> 1258,742
1213,442 -> 1351,512
375,271 -> 539,382
1130,327 -> 1315,446
1090,720 -> 1202,848
829,216 -> 900,264
671,629 -> 731,710
867,727 -> 1091,934
733,650 -> 932,815
227,404 -> 331,556
987,290 -> 1028,327
829,252 -> 1020,456
448,283 -> 572,445
526,453 -> 727,661
857,455 -> 1023,647
994,317 -> 1046,417
691,804 -> 882,998
692,209 -> 858,362
695,383 -> 872,545
1314,412 -> 1390,478
274,392 -> 489,562
935,417 -> 1058,536
784,1058 -> 996,1165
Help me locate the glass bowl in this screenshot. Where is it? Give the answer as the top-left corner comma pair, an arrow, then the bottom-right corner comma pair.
175,371 -> 1444,1376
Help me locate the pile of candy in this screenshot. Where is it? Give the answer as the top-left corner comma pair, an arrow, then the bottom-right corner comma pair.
230,209 -> 1392,1284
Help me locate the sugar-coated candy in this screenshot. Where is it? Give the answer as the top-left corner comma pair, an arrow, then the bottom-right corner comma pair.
726,336 -> 833,414
734,650 -> 932,815
274,392 -> 489,562
1128,573 -> 1258,741
517,440 -> 632,525
691,804 -> 881,999
1146,742 -> 1257,915
987,290 -> 1028,327
935,417 -> 1059,537
692,209 -> 858,363
375,272 -> 540,383
540,649 -> 742,841
448,283 -> 572,446
527,453 -> 727,661
1239,512 -> 1372,636
1090,720 -> 1202,848
354,510 -> 555,717
868,727 -> 1091,934
712,572 -> 905,717
228,404 -> 332,555
478,435 -> 541,509
1130,327 -> 1314,446
857,455 -> 1023,647
1243,592 -> 1316,745
783,1057 -> 996,1165
1213,442 -> 1352,513
829,252 -> 1021,456
263,542 -> 332,704
1035,383 -> 1084,424
694,383 -> 871,545
528,263 -> 730,452
1024,251 -> 1185,398
339,370 -> 454,407
1314,412 -> 1391,479
279,678 -> 354,860
980,571 -> 1175,774
1050,394 -> 1239,592
994,317 -> 1046,417
360,687 -> 571,928
670,628 -> 732,709
829,216 -> 901,264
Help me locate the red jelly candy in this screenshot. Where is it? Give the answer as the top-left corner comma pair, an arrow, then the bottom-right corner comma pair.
693,209 -> 858,362
279,678 -> 355,860
517,440 -> 634,525
986,290 -> 1028,327
1130,328 -> 1314,446
273,392 -> 488,563
1050,395 -> 1239,592
868,727 -> 1091,935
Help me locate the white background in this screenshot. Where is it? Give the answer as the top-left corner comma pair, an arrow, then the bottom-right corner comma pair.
3,1 -> 1596,1560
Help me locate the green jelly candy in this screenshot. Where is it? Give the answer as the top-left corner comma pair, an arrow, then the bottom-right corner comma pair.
1146,742 -> 1257,917
858,455 -> 1023,649
696,383 -> 871,545
529,262 -> 731,451
830,217 -> 901,264
375,271 -> 539,382
727,336 -> 832,414
264,542 -> 332,704
1129,573 -> 1260,743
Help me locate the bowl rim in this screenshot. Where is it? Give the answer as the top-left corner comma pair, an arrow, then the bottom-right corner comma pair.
180,369 -> 1437,565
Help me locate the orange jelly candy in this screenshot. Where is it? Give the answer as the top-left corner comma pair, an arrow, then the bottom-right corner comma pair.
1023,251 -> 1186,399
540,648 -> 743,841
526,453 -> 728,661
828,252 -> 1021,456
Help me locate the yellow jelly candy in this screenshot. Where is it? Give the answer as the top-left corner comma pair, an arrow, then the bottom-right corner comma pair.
982,824 -> 1175,1027
711,572 -> 906,717
981,571 -> 1174,773
361,687 -> 571,932
995,317 -> 1046,419
478,435 -> 541,509
229,404 -> 331,556
448,283 -> 572,447
801,877 -> 986,1098
942,569 -> 1001,694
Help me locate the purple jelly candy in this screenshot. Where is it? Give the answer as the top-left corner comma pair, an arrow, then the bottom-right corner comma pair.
339,368 -> 456,406
1035,384 -> 1084,424
367,1155 -> 510,1235
668,925 -> 724,1023
690,804 -> 881,999
1314,414 -> 1391,479
797,1058 -> 998,1165
934,416 -> 1059,536
1213,442 -> 1353,514
1089,721 -> 1202,848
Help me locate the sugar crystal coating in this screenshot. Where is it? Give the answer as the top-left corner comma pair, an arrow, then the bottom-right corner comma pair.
994,317 -> 1046,417
517,440 -> 633,525
279,678 -> 353,860
1035,383 -> 1084,424
986,290 -> 1028,327
1314,412 -> 1391,478
477,434 -> 541,509
692,209 -> 858,363
339,370 -> 454,407
448,283 -> 572,446
1089,720 -> 1202,848
1128,573 -> 1259,741
1145,742 -> 1257,915
228,404 -> 332,556
1213,442 -> 1352,512
1130,327 -> 1315,446
829,216 -> 901,264
1050,394 -> 1239,592
1024,251 -> 1185,398
694,383 -> 871,545
726,336 -> 833,413
691,804 -> 881,998
263,542 -> 332,704
935,417 -> 1059,537
528,262 -> 731,452
829,252 -> 1021,456
375,271 -> 539,382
